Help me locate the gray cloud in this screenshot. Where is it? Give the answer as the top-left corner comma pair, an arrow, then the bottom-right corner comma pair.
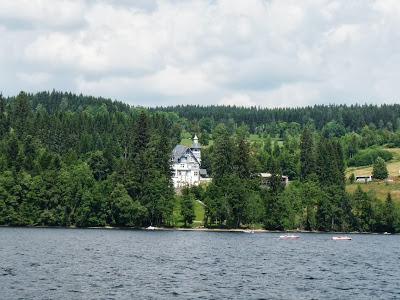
1,0 -> 400,107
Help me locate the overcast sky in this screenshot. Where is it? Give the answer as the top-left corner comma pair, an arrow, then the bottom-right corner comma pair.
1,0 -> 400,107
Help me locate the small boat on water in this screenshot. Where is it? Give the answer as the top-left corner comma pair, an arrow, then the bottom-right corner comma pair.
332,236 -> 351,240
279,234 -> 300,240
383,232 -> 391,235
146,226 -> 156,230
243,229 -> 255,234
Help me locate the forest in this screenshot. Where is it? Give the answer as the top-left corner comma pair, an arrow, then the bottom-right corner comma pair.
0,91 -> 399,232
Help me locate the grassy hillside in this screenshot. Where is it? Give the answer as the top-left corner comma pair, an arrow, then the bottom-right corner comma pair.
346,181 -> 400,203
173,197 -> 205,227
346,147 -> 400,178
346,147 -> 400,202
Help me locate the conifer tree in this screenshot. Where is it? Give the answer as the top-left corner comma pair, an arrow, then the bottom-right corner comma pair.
351,186 -> 373,232
263,135 -> 272,154
372,157 -> 388,180
383,193 -> 396,233
300,127 -> 315,181
264,157 -> 286,230
234,125 -> 251,179
134,111 -> 150,155
12,91 -> 31,137
0,94 -> 7,137
211,124 -> 234,182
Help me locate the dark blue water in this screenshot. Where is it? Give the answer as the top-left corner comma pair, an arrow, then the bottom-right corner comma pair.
0,228 -> 399,299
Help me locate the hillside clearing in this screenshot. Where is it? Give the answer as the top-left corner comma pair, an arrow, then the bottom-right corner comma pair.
173,198 -> 205,227
346,147 -> 400,178
346,181 -> 400,203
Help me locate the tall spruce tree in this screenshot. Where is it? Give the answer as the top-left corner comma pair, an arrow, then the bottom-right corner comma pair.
264,157 -> 286,230
300,127 -> 315,181
234,125 -> 251,179
351,186 -> 374,232
211,124 -> 234,182
12,91 -> 31,137
316,137 -> 345,189
383,193 -> 396,233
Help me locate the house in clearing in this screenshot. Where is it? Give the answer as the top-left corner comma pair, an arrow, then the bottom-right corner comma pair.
259,173 -> 289,188
171,135 -> 211,189
355,175 -> 372,183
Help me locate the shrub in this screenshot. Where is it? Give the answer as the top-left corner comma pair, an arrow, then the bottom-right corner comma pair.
349,173 -> 355,184
348,148 -> 393,167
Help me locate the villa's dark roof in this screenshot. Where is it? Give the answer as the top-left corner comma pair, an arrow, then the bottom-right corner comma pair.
172,145 -> 188,162
172,145 -> 201,165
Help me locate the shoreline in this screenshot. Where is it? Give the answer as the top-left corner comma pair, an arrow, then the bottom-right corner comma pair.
0,225 -> 393,234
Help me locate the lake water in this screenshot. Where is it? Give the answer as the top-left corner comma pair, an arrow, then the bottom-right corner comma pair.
0,228 -> 399,299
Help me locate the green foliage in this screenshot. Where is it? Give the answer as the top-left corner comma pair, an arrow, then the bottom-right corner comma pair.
180,188 -> 195,227
211,124 -> 234,182
372,157 -> 389,180
300,127 -> 315,180
349,173 -> 355,184
316,137 -> 345,189
243,192 -> 264,226
110,184 -> 146,227
0,91 -> 399,233
382,193 -> 398,233
351,186 -> 376,232
348,148 -> 393,167
322,121 -> 346,138
0,92 -> 176,228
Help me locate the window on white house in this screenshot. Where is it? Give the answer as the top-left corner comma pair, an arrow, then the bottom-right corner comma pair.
180,164 -> 185,168
194,172 -> 198,176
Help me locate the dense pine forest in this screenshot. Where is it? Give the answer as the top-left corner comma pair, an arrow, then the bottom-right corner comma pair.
155,104 -> 400,133
0,91 -> 399,232
0,91 -> 180,227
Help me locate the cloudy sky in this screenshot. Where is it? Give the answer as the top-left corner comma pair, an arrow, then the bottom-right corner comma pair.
1,0 -> 400,107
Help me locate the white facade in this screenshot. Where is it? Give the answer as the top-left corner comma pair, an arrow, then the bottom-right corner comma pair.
355,175 -> 372,183
171,135 -> 208,188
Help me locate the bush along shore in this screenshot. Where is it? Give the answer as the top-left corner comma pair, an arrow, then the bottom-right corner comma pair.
0,91 -> 399,233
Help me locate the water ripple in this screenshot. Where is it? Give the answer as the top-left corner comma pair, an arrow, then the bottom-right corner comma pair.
0,228 -> 399,299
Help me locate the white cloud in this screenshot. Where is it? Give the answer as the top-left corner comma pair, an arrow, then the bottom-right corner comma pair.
1,0 -> 400,107
259,83 -> 321,107
16,72 -> 51,85
0,0 -> 86,29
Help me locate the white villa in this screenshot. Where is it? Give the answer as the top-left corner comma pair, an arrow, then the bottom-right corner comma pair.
171,135 -> 210,188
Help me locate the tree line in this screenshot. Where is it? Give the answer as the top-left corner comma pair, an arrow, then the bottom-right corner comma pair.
154,104 -> 400,133
183,126 -> 399,232
0,92 -> 180,227
0,91 -> 399,232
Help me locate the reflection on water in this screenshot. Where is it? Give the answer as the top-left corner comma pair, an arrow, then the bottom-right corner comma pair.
0,228 -> 399,299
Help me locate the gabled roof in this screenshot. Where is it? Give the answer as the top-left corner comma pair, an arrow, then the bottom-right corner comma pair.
172,145 -> 188,162
172,145 -> 200,164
